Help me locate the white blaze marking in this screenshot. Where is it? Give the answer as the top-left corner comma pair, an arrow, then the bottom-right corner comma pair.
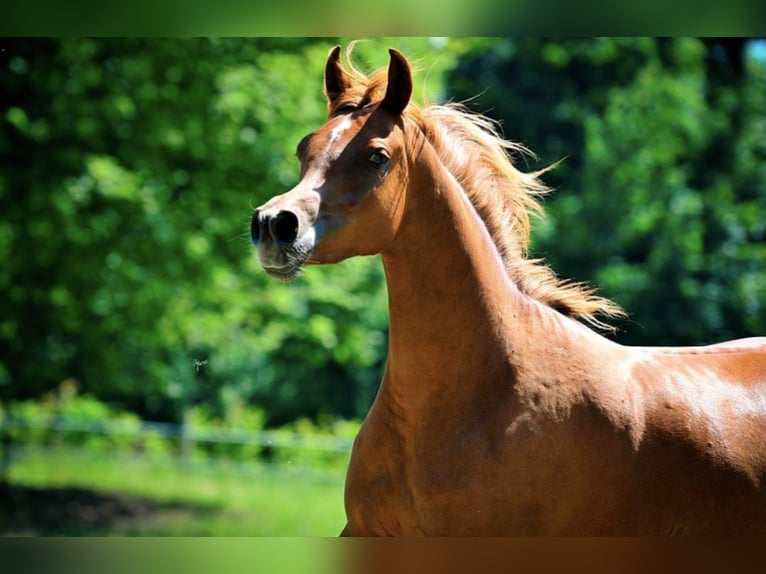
329,117 -> 352,146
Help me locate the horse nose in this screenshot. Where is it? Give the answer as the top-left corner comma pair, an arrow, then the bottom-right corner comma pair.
251,209 -> 300,245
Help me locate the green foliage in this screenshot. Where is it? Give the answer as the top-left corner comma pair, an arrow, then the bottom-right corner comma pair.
183,400 -> 266,461
272,415 -> 360,470
6,382 -> 143,451
448,38 -> 766,345
3,389 -> 355,470
0,37 -> 475,426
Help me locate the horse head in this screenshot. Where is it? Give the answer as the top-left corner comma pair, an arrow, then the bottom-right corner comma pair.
251,47 -> 413,281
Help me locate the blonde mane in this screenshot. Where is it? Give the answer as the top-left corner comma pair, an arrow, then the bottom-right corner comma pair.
331,49 -> 625,331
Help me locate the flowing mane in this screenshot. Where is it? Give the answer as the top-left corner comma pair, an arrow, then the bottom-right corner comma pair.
328,49 -> 625,331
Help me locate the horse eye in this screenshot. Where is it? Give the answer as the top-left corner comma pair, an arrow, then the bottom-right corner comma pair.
368,150 -> 389,169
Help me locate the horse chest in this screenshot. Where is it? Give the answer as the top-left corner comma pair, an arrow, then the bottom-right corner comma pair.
344,421 -> 423,535
345,399 -> 524,535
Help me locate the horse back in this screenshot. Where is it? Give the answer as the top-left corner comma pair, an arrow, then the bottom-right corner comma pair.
629,337 -> 766,488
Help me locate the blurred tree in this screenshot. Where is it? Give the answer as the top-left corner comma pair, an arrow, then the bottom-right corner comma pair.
0,38 -> 371,423
446,38 -> 766,346
0,37 -> 471,426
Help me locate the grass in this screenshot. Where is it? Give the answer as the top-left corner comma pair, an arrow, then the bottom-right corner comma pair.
3,445 -> 347,536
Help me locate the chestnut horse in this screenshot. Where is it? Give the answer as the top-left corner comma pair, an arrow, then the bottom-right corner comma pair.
251,46 -> 766,535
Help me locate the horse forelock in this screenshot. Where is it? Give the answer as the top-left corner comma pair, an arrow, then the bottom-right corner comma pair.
331,49 -> 625,332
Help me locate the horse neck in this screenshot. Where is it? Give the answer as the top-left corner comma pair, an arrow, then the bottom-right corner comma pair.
379,131 -> 536,414
378,137 -> 620,430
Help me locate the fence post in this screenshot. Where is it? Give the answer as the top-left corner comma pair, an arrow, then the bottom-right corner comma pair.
179,357 -> 207,469
0,404 -> 12,487
180,403 -> 192,469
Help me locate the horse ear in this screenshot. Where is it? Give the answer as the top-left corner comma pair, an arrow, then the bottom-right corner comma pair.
325,45 -> 352,106
382,48 -> 412,116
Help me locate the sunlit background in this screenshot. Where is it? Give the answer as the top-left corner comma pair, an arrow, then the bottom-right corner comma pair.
1,37 -> 765,535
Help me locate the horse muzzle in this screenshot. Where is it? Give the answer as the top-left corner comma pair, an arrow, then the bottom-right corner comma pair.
251,192 -> 319,281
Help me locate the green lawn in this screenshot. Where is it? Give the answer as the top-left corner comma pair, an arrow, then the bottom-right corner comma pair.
2,446 -> 347,536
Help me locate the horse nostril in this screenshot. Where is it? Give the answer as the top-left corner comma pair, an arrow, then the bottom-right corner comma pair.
250,210 -> 262,244
252,209 -> 299,245
271,211 -> 299,244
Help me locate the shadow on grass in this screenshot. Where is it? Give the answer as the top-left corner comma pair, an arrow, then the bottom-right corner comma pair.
0,483 -> 220,536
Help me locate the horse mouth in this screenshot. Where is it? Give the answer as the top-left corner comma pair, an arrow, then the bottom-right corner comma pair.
259,247 -> 312,281
263,263 -> 303,282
